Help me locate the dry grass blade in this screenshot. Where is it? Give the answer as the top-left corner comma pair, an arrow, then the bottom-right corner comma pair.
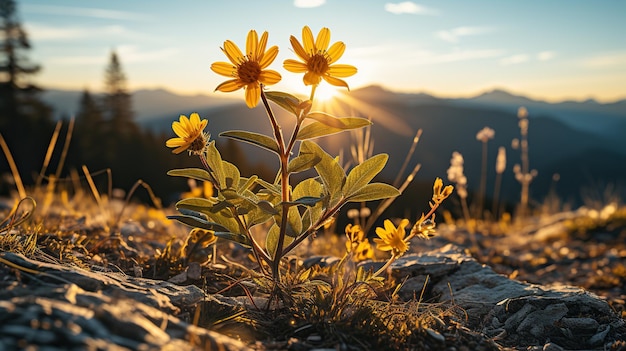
0,132 -> 26,199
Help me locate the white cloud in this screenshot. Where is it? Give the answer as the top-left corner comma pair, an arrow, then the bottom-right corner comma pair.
355,44 -> 503,65
436,26 -> 492,43
294,0 -> 326,8
582,52 -> 626,68
537,51 -> 556,61
22,4 -> 149,20
500,54 -> 529,65
385,2 -> 438,15
26,23 -> 129,41
117,45 -> 179,64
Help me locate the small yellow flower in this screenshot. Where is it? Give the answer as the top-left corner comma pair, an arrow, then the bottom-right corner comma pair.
410,214 -> 437,239
432,177 -> 454,205
211,30 -> 281,108
345,224 -> 374,262
165,113 -> 208,155
284,26 -> 357,89
373,219 -> 410,256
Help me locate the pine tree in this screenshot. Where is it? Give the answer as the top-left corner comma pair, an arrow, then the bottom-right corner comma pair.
72,89 -> 106,169
99,50 -> 140,190
0,0 -> 53,183
102,51 -> 136,139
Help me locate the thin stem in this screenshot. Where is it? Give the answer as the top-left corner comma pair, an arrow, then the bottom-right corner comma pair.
373,254 -> 398,278
492,172 -> 503,219
230,206 -> 272,275
309,84 -> 318,102
197,152 -> 271,272
281,199 -> 345,257
260,89 -> 286,155
260,89 -> 291,280
477,141 -> 488,219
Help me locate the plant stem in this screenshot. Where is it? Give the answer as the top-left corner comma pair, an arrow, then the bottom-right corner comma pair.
281,199 -> 345,257
260,89 -> 291,281
477,140 -> 488,219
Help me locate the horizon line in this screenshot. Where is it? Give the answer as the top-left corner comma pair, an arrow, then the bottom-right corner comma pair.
39,83 -> 626,105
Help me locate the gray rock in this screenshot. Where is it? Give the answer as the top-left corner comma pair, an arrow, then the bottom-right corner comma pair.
0,252 -> 252,350
386,244 -> 622,349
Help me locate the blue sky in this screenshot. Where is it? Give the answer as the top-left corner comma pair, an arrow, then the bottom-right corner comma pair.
18,0 -> 626,102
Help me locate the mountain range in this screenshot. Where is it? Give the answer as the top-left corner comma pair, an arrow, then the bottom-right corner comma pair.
40,85 -> 626,211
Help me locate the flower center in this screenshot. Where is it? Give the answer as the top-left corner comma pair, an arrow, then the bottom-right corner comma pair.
188,134 -> 206,153
307,53 -> 329,75
237,60 -> 261,84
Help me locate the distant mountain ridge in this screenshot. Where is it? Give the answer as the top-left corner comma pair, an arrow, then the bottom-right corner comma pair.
41,84 -> 626,142
39,85 -> 626,207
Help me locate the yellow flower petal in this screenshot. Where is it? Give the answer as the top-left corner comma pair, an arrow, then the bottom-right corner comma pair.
259,45 -> 279,69
246,30 -> 258,58
257,31 -> 269,61
259,70 -> 281,85
290,36 -> 309,61
315,27 -> 331,51
322,75 -> 349,89
223,40 -> 244,64
302,26 -> 315,53
327,41 -> 346,64
303,71 -> 322,86
215,79 -> 245,92
245,83 -> 260,108
328,64 -> 357,77
283,59 -> 308,73
172,121 -> 186,138
165,138 -> 184,147
211,62 -> 236,77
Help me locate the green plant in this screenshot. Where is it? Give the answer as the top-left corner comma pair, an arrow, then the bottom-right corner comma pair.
166,26 -> 453,296
165,26 -> 401,285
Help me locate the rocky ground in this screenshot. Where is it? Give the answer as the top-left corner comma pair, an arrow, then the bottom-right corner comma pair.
0,199 -> 625,350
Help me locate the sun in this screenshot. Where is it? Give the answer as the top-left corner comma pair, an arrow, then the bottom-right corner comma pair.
314,84 -> 340,102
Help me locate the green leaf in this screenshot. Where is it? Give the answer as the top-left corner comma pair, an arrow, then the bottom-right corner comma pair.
306,111 -> 346,128
296,117 -> 372,140
255,178 -> 282,196
265,91 -> 302,117
220,130 -> 280,154
214,232 -> 252,248
205,141 -> 225,189
166,214 -> 228,232
286,196 -> 324,207
343,154 -> 388,197
257,200 -> 278,214
292,178 -> 324,200
167,168 -> 214,183
286,206 -> 303,237
287,153 -> 321,174
300,141 -> 345,206
345,183 -> 400,202
265,224 -> 294,259
238,175 -> 258,193
175,197 -> 219,213
221,161 -> 241,190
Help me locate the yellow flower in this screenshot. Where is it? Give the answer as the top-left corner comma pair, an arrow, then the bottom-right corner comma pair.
211,30 -> 281,108
345,224 -> 374,262
165,113 -> 208,155
432,177 -> 454,205
374,219 -> 410,256
283,26 -> 357,89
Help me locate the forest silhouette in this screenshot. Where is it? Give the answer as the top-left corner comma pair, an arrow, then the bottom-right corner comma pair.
0,0 -> 270,204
